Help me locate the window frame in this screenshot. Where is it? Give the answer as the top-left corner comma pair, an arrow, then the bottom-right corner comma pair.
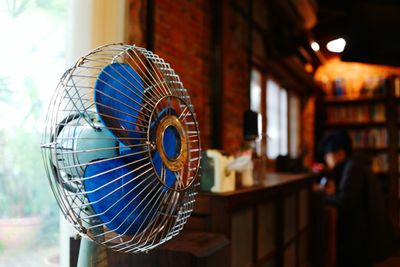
249,67 -> 302,162
266,78 -> 288,159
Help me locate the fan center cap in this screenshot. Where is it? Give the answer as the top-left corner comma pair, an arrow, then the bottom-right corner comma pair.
155,115 -> 187,172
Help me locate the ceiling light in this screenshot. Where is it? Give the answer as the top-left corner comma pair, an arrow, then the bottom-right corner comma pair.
311,41 -> 320,51
326,38 -> 346,53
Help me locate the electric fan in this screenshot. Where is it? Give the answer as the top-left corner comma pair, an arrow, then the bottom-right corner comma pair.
40,43 -> 201,262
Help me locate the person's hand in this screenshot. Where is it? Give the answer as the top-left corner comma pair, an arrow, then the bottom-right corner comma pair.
311,162 -> 326,174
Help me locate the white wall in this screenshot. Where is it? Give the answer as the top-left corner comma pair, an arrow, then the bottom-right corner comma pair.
65,0 -> 127,65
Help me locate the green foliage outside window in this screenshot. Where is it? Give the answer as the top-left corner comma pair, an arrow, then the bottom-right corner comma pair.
0,0 -> 67,247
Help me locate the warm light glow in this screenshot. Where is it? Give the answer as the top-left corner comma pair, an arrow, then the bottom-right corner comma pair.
326,38 -> 346,53
315,57 -> 400,97
311,41 -> 320,51
305,63 -> 314,72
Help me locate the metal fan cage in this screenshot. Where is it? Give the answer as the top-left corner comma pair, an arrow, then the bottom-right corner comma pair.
41,43 -> 201,253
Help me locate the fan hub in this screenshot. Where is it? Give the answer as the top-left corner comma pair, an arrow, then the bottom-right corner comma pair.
155,115 -> 187,172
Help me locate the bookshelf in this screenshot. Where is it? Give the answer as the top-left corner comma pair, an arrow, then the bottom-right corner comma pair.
315,75 -> 400,233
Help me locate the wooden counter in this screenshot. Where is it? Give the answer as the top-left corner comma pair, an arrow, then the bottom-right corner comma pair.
186,172 -> 314,267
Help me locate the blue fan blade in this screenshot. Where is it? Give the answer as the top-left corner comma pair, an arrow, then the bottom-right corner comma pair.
94,63 -> 145,145
149,107 -> 180,188
152,152 -> 176,188
163,125 -> 179,159
118,141 -> 147,163
165,168 -> 175,188
84,158 -> 156,235
152,126 -> 180,187
149,107 -> 177,140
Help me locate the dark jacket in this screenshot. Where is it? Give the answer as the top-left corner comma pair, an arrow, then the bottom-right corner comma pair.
326,156 -> 394,267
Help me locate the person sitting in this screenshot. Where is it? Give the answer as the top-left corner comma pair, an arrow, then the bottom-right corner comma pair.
318,130 -> 394,267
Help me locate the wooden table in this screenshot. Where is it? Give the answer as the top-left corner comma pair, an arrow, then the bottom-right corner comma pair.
70,232 -> 230,267
186,172 -> 314,267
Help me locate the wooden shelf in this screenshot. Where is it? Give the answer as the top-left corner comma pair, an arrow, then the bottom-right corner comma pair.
374,171 -> 389,176
323,95 -> 387,104
353,147 -> 388,152
324,121 -> 386,128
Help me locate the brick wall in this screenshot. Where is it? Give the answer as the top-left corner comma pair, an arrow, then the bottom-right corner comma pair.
152,0 -> 213,149
150,0 -> 250,152
220,1 -> 250,153
127,0 -> 146,47
127,0 -> 254,153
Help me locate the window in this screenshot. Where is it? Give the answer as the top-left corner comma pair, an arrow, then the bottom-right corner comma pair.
266,79 -> 288,159
279,88 -> 288,156
0,0 -> 67,265
250,69 -> 262,113
250,70 -> 301,160
250,69 -> 263,155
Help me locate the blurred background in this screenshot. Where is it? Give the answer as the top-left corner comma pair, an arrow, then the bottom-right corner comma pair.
1,0 -> 400,266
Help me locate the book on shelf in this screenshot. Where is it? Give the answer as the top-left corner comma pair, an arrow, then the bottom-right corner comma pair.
395,76 -> 400,97
326,103 -> 386,124
348,128 -> 388,149
371,153 -> 389,174
327,76 -> 388,98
